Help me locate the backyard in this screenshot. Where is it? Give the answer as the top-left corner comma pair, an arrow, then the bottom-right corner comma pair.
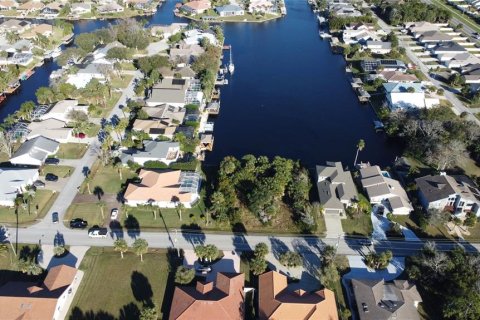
67,247 -> 180,319
0,190 -> 58,225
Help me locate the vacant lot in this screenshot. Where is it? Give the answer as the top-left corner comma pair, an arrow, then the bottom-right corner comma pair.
0,190 -> 58,225
67,247 -> 180,319
57,143 -> 88,159
64,203 -> 105,227
341,215 -> 373,237
41,165 -> 74,178
81,161 -> 137,195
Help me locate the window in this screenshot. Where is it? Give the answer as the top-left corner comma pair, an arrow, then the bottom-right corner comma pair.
459,201 -> 465,207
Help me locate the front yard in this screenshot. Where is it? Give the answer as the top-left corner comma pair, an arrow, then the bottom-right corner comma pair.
56,143 -> 88,159
341,215 -> 373,237
67,247 -> 180,319
0,190 -> 58,225
64,203 -> 106,227
81,161 -> 137,195
41,165 -> 74,178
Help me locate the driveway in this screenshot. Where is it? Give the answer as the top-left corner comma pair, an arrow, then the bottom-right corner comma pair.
38,244 -> 89,270
43,177 -> 69,192
324,214 -> 344,238
371,211 -> 420,242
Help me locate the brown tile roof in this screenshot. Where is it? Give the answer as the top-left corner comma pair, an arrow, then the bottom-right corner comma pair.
259,271 -> 339,320
183,0 -> 211,11
0,265 -> 77,320
169,272 -> 245,320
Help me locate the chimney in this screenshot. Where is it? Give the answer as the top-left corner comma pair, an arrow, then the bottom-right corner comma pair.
196,281 -> 214,295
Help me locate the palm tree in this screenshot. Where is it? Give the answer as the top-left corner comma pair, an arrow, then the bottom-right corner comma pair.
114,239 -> 128,258
114,161 -> 123,180
176,202 -> 185,222
354,139 -> 365,166
147,200 -> 157,220
23,188 -> 36,216
84,175 -> 92,195
132,238 -> 148,262
140,305 -> 158,320
97,201 -> 106,219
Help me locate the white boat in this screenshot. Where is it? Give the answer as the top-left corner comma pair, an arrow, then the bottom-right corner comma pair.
228,47 -> 235,74
319,31 -> 332,39
51,47 -> 62,59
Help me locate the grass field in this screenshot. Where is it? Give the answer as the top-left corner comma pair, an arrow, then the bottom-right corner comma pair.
81,161 -> 137,195
67,247 -> 181,319
341,215 -> 373,237
57,143 -> 88,159
64,203 -> 105,227
0,190 -> 58,225
41,165 -> 74,178
111,75 -> 133,88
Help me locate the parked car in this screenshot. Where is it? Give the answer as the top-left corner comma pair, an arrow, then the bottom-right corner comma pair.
110,208 -> 119,220
45,173 -> 58,182
70,218 -> 87,229
52,212 -> 59,224
88,225 -> 108,238
45,157 -> 60,165
33,180 -> 45,188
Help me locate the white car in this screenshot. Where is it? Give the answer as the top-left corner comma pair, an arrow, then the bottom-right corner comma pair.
110,208 -> 119,220
88,227 -> 108,238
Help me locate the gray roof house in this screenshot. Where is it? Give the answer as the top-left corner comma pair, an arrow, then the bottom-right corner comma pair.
146,78 -> 190,107
431,41 -> 467,55
0,167 -> 39,207
351,279 -> 422,320
418,30 -> 453,46
10,136 -> 59,166
316,162 -> 357,216
142,104 -> 186,123
216,4 -> 245,17
120,140 -> 180,166
416,173 -> 480,217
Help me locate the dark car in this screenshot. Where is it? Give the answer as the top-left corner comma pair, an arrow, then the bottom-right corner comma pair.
70,218 -> 88,229
52,212 -> 59,224
45,173 -> 58,182
45,158 -> 60,165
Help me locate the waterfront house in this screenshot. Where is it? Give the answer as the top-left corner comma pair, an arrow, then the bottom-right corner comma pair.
17,1 -> 44,15
41,6 -> 60,18
169,273 -> 245,320
10,136 -> 59,166
416,173 -> 480,217
181,0 -> 211,15
27,119 -> 73,143
0,19 -> 31,33
169,44 -> 204,64
329,3 -> 362,17
0,265 -> 82,320
183,29 -> 218,46
359,165 -> 413,215
120,140 -> 180,166
66,63 -> 107,88
142,104 -> 186,123
316,161 -> 357,217
0,167 -> 38,207
124,169 -> 201,208
125,0 -> 152,10
365,41 -> 392,54
150,23 -> 187,38
132,119 -> 177,139
92,41 -> 126,63
216,4 -> 245,17
174,65 -> 196,79
0,0 -> 18,10
98,2 -> 124,14
371,71 -> 418,83
383,82 -> 431,110
361,59 -> 407,73
342,25 -> 379,45
20,23 -> 53,40
146,78 -> 190,107
40,100 -> 88,123
249,0 -> 275,14
71,3 -> 92,15
10,52 -> 34,66
351,279 -> 422,320
259,271 -> 338,320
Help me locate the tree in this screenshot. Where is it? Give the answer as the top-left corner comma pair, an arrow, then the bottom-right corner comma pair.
354,139 -> 365,166
114,239 -> 128,258
0,130 -> 14,157
18,101 -> 35,121
107,47 -> 132,61
175,266 -> 195,284
321,245 -> 336,266
96,201 -> 106,219
53,245 -> 65,257
279,252 -> 302,268
254,242 -> 269,258
35,87 -> 55,104
176,202 -> 185,221
17,259 -> 43,275
250,256 -> 268,275
140,305 -> 158,320
319,262 -> 340,290
75,33 -> 99,52
132,238 -> 148,261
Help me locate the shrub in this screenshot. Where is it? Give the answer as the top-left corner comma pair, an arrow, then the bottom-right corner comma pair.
279,252 -> 302,268
143,160 -> 168,169
175,266 -> 195,284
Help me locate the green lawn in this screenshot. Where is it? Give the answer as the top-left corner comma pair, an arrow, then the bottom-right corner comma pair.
0,190 -> 58,225
81,161 -> 137,195
0,244 -> 45,286
341,215 -> 373,237
393,215 -> 453,240
64,203 -> 106,227
57,143 -> 88,159
462,222 -> 480,241
111,75 -> 133,88
84,123 -> 101,138
101,92 -> 122,118
67,247 -> 180,319
120,62 -> 136,71
41,165 -> 74,178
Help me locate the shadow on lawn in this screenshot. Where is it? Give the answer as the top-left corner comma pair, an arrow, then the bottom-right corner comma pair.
131,271 -> 153,307
69,303 -> 140,320
125,215 -> 140,239
161,248 -> 183,319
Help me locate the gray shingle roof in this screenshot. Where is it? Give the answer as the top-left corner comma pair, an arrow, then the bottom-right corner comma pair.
13,136 -> 59,161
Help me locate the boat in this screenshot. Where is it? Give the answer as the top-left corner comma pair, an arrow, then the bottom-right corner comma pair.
20,69 -> 35,81
228,47 -> 234,74
373,120 -> 385,131
51,47 -> 62,59
319,31 -> 332,39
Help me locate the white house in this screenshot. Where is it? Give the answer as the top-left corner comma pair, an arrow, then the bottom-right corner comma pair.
0,167 -> 38,207
249,0 -> 275,14
40,100 -> 88,123
383,82 -> 439,110
66,64 -> 106,89
183,29 -> 218,46
119,140 -> 180,166
150,23 -> 188,38
365,41 -> 392,54
26,119 -> 73,143
10,136 -> 59,166
71,3 -> 92,15
216,4 -> 245,17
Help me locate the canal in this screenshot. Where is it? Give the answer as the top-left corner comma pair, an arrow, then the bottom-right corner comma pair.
1,0 -> 401,168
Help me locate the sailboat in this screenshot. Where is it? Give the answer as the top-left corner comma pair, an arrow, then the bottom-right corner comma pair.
228,47 -> 235,74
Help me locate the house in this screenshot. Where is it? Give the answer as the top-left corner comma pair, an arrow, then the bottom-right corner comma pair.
432,41 -> 467,60
329,3 -> 362,17
98,2 -> 124,14
0,0 -> 18,11
0,167 -> 38,207
183,29 -> 218,46
445,52 -> 480,69
462,63 -> 480,85
124,169 -> 201,208
120,140 -> 180,165
383,82 -> 439,110
142,104 -> 186,123
66,63 -> 107,88
174,66 -> 196,79
373,71 -> 418,83
169,44 -> 204,64
92,41 -> 126,63
132,119 -> 177,139
407,21 -> 440,37
216,4 -> 245,17
20,23 -> 53,40
360,165 -> 413,215
150,23 -> 188,38
26,119 -> 73,143
10,136 -> 59,166
10,52 -> 34,66
40,100 -> 88,123
418,31 -> 453,47
169,272 -> 244,320
249,0 -> 275,14
351,279 -> 422,320
125,0 -> 152,10
17,1 -> 44,14
316,161 -> 357,216
365,41 -> 392,54
416,173 -> 480,216
181,0 -> 211,15
41,6 -> 60,18
361,59 -> 407,73
342,25 -> 379,45
71,3 -> 92,15
0,19 -> 31,33
259,271 -> 339,320
146,78 -> 190,107
0,265 -> 82,320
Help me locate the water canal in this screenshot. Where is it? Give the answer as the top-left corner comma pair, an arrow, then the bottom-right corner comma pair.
1,0 -> 401,168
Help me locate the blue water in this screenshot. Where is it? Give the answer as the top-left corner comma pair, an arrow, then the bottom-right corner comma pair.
0,0 -> 401,167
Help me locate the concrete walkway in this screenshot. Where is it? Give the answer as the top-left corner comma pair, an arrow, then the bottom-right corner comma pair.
38,245 -> 89,270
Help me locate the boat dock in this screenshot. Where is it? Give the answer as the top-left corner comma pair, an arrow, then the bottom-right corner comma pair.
206,101 -> 220,115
